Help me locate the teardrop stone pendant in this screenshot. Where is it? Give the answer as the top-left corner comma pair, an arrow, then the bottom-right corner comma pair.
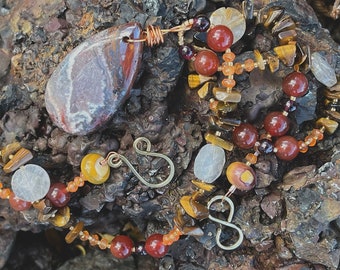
45,22 -> 143,135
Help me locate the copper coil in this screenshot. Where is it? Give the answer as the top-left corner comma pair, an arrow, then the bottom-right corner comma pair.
144,25 -> 164,47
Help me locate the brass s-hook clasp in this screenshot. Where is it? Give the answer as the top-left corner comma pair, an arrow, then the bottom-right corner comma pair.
207,195 -> 244,250
104,137 -> 175,188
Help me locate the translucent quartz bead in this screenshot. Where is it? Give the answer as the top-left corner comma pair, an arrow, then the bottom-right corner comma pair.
81,153 -> 110,184
311,52 -> 337,87
232,123 -> 258,149
316,117 -> 338,134
194,50 -> 220,76
213,87 -> 241,103
9,191 -> 32,211
110,235 -> 134,259
226,162 -> 256,191
282,71 -> 308,97
263,111 -> 289,137
145,234 -> 169,258
46,182 -> 71,208
194,144 -> 225,183
274,136 -> 299,161
11,164 -> 50,202
207,25 -> 233,52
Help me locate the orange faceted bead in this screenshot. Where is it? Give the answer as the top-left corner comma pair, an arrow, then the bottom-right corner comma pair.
74,176 -> 85,187
98,238 -> 109,250
80,230 -> 90,241
222,65 -> 235,76
298,140 -> 308,153
0,188 -> 11,199
223,51 -> 236,62
0,183 -> 3,189
163,226 -> 182,245
244,59 -> 255,72
222,78 -> 236,88
311,129 -> 324,141
67,181 -> 78,193
234,62 -> 243,74
305,135 -> 316,147
89,234 -> 99,246
245,153 -> 258,164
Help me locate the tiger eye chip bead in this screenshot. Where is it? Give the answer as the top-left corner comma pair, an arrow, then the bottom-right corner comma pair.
65,221 -> 84,244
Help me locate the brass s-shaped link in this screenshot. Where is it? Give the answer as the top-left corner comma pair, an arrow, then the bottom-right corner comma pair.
207,195 -> 244,250
106,137 -> 175,188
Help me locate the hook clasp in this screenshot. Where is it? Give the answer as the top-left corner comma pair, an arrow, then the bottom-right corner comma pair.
207,195 -> 244,250
104,137 -> 175,188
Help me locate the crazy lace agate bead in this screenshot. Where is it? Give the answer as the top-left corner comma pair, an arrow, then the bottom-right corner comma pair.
45,23 -> 143,135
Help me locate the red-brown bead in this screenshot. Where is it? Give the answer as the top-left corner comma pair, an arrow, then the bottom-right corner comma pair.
263,111 -> 289,137
110,235 -> 134,259
194,50 -> 219,76
8,192 -> 32,211
232,123 -> 258,149
274,136 -> 299,161
207,25 -> 233,52
145,234 -> 169,258
282,71 -> 308,97
46,182 -> 71,208
226,162 -> 256,191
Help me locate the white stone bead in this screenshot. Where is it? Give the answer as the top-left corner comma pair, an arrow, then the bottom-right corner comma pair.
194,144 -> 225,183
311,52 -> 337,88
11,164 -> 50,202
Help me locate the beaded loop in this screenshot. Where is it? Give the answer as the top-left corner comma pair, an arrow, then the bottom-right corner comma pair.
207,195 -> 244,250
104,137 -> 175,188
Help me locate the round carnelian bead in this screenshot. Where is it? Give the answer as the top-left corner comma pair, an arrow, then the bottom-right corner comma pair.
81,153 -> 110,185
232,123 -> 258,149
145,234 -> 169,258
9,192 -> 32,211
110,235 -> 134,259
282,71 -> 309,97
226,162 -> 256,191
264,112 -> 289,137
46,182 -> 71,208
274,136 -> 299,161
207,25 -> 233,52
194,50 -> 219,76
222,78 -> 236,88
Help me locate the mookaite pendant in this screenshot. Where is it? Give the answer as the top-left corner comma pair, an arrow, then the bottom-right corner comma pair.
45,22 -> 143,135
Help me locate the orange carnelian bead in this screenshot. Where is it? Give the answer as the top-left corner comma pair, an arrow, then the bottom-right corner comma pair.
305,135 -> 317,147
223,51 -> 236,62
234,62 -> 243,74
298,140 -> 308,153
226,162 -> 256,191
98,238 -> 109,250
311,129 -> 324,141
222,65 -> 235,76
89,234 -> 99,246
67,181 -> 78,193
163,226 -> 182,245
80,230 -> 90,241
222,78 -> 236,88
0,188 -> 11,199
74,176 -> 85,187
244,59 -> 255,72
245,153 -> 258,164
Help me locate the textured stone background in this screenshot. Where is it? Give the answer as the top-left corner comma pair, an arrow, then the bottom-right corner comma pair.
0,0 -> 340,269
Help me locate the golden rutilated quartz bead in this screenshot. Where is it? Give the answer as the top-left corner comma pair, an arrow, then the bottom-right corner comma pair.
65,221 -> 84,244
205,133 -> 234,151
316,117 -> 339,134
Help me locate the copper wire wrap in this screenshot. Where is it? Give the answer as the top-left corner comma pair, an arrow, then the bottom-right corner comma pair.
125,20 -> 193,47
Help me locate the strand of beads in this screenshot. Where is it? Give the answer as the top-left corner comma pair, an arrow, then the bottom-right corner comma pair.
65,221 -> 170,259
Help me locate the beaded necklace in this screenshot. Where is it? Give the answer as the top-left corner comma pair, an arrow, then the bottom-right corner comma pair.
0,1 -> 339,261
